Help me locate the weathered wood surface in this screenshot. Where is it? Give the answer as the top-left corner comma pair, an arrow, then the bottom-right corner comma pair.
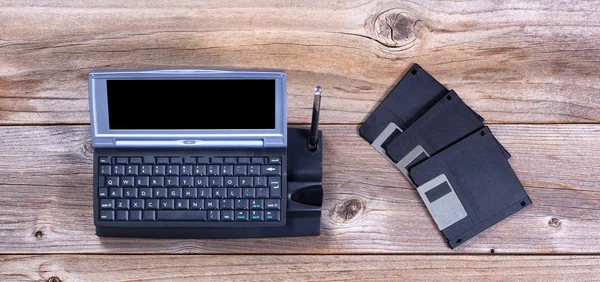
2,255 -> 600,282
0,124 -> 598,254
1,1 -> 600,125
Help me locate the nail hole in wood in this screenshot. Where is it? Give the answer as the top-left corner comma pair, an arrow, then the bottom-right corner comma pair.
549,217 -> 561,227
35,231 -> 43,239
490,249 -> 495,253
47,277 -> 61,282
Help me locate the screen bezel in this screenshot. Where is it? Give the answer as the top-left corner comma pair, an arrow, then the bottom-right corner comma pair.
89,69 -> 286,147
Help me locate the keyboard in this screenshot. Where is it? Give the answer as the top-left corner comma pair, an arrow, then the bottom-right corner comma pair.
95,155 -> 285,226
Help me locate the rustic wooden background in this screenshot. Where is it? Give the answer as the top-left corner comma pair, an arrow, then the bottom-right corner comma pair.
1,0 -> 600,281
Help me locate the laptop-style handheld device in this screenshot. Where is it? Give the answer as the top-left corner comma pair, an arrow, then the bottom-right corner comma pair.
90,69 -> 289,230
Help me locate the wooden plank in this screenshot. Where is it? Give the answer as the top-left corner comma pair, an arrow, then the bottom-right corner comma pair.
0,124 -> 598,254
1,1 -> 600,125
2,254 -> 600,281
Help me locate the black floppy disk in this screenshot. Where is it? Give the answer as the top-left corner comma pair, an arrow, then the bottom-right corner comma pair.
384,90 -> 510,178
408,127 -> 531,248
359,64 -> 448,158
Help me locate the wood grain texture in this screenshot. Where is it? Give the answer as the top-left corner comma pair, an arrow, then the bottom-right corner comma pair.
1,1 -> 600,125
0,124 -> 598,254
2,255 -> 600,282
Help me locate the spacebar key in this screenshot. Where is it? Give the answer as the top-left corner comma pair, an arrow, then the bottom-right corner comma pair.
157,211 -> 207,221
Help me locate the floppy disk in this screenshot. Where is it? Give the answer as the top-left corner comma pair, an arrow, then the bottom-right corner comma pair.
408,127 -> 531,248
384,90 -> 510,178
359,64 -> 448,159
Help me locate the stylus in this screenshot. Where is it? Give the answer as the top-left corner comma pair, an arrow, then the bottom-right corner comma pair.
308,86 -> 321,151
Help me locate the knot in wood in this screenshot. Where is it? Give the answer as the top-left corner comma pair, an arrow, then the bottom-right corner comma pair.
47,277 -> 61,282
332,199 -> 364,223
373,9 -> 423,47
548,217 -> 561,227
35,230 -> 43,239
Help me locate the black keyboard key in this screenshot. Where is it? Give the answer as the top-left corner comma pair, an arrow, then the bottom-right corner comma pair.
190,199 -> 204,209
197,157 -> 210,164
151,177 -> 165,188
211,157 -> 224,164
228,188 -> 242,198
153,165 -> 165,176
184,157 -> 196,164
146,199 -> 159,210
268,157 -> 282,165
167,165 -> 179,176
157,157 -> 169,164
136,177 -> 150,188
256,188 -> 269,199
238,157 -> 251,165
198,188 -> 212,198
235,199 -> 249,210
205,199 -> 219,210
130,157 -> 143,164
126,165 -> 138,176
139,165 -> 152,176
183,188 -> 196,198
160,199 -> 174,209
234,165 -> 247,176
139,188 -> 152,198
261,165 -> 281,176
235,211 -> 249,221
168,188 -> 182,198
248,165 -> 260,176
221,165 -> 233,176
210,177 -> 224,187
166,176 -> 179,188
250,199 -> 264,210
194,165 -> 207,176
100,210 -> 115,221
109,188 -> 123,198
240,177 -> 253,188
99,188 -> 108,198
106,176 -> 119,188
265,211 -> 280,221
222,210 -> 235,221
158,211 -> 207,221
116,157 -> 129,164
116,199 -> 129,209
208,210 -> 220,221
254,176 -> 267,188
250,211 -> 264,222
100,165 -> 111,176
207,165 -> 220,176
170,157 -> 183,164
195,177 -> 209,188
131,199 -> 144,209
143,157 -> 155,164
121,176 -> 134,188
213,188 -> 226,199
175,199 -> 189,209
116,210 -> 128,221
143,210 -> 156,221
268,177 -> 282,199
124,188 -> 137,198
251,157 -> 265,164
112,165 -> 125,176
224,157 -> 237,164
265,199 -> 281,210
99,157 -> 110,164
130,210 -> 142,221
243,188 -> 255,199
224,177 -> 238,187
221,199 -> 234,210
180,165 -> 192,176
100,199 -> 114,209
180,176 -> 193,188
154,188 -> 167,198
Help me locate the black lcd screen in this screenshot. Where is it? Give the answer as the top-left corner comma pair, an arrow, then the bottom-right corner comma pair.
106,80 -> 276,130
